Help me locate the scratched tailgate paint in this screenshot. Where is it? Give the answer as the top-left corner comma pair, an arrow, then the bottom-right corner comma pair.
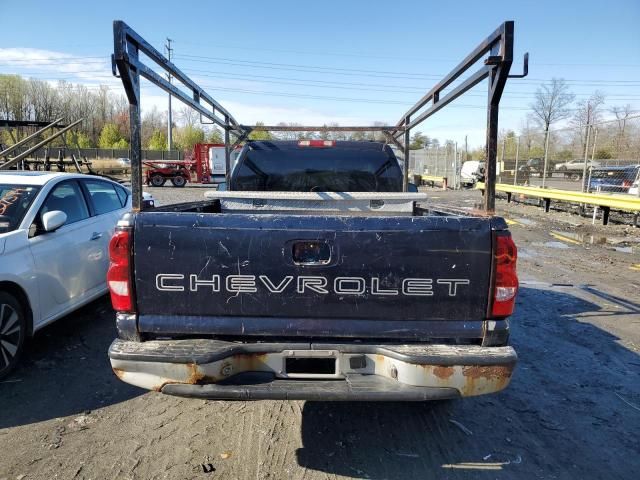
133,212 -> 493,330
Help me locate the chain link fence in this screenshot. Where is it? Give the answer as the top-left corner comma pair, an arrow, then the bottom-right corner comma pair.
5,146 -> 184,162
497,115 -> 640,196
408,144 -> 461,188
408,115 -> 640,198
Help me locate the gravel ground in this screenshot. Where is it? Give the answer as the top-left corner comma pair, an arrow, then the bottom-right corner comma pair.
144,184 -> 217,206
1,186 -> 639,480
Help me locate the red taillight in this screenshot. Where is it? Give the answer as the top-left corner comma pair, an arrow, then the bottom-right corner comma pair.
107,229 -> 134,312
491,234 -> 518,318
622,180 -> 632,188
298,140 -> 335,147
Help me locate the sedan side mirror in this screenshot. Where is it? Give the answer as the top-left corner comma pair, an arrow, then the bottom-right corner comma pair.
42,210 -> 67,232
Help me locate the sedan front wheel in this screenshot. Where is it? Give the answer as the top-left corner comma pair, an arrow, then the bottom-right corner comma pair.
0,292 -> 26,380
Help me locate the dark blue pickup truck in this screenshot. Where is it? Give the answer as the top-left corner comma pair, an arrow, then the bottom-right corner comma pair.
588,165 -> 640,193
107,140 -> 518,401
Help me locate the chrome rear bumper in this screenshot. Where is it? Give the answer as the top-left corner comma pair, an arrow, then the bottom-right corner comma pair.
109,339 -> 517,401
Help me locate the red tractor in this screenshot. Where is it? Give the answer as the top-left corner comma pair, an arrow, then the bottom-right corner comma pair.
144,160 -> 192,187
143,143 -> 227,187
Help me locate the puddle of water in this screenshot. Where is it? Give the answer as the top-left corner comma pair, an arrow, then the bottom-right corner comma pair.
550,230 -> 639,254
517,248 -> 539,259
513,217 -> 536,226
613,246 -> 635,254
533,241 -> 571,250
550,230 -> 607,245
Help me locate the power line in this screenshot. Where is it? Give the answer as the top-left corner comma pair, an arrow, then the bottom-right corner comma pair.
2,51 -> 639,83
176,70 -> 640,98
172,53 -> 640,85
5,54 -> 628,87
3,55 -> 640,88
163,39 -> 640,68
0,84 -> 499,108
6,69 -> 640,102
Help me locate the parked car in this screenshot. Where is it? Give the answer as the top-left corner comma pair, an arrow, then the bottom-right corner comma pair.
460,160 -> 485,187
142,191 -> 156,208
0,172 -> 133,378
588,165 -> 640,193
519,158 -> 555,176
554,159 -> 601,180
628,172 -> 639,196
117,157 -> 131,167
555,159 -> 601,172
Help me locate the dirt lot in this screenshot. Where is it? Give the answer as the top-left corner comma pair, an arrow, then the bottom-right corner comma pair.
1,186 -> 639,480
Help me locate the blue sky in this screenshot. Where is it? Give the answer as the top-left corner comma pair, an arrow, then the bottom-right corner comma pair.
1,0 -> 639,146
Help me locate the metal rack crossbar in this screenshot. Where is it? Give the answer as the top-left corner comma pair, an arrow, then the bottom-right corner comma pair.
112,20 -> 527,212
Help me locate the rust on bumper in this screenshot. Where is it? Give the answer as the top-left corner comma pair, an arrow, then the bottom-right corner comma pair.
109,340 -> 516,400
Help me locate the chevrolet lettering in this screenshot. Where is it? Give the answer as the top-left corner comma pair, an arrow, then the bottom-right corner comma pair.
155,274 -> 471,297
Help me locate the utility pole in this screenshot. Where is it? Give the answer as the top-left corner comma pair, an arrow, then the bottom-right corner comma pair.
513,136 -> 520,186
581,124 -> 591,193
454,141 -> 458,189
165,37 -> 173,151
464,135 -> 468,162
541,126 -> 550,188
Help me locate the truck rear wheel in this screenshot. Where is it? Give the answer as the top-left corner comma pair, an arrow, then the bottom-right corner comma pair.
171,176 -> 187,187
150,173 -> 166,187
0,292 -> 27,380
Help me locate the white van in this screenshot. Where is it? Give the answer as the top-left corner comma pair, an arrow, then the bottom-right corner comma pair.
208,146 -> 241,184
460,160 -> 485,187
208,146 -> 226,184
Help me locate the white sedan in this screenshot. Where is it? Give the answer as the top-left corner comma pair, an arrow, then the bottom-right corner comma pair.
0,172 -> 134,378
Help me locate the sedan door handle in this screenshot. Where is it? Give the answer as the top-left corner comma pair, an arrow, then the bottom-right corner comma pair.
90,232 -> 103,241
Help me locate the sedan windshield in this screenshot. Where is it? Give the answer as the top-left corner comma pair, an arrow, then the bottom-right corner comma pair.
0,184 -> 40,233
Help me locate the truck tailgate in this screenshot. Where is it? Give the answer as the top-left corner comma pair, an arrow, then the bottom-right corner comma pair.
133,212 -> 494,335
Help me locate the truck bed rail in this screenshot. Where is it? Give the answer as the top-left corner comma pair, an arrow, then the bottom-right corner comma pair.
204,191 -> 429,215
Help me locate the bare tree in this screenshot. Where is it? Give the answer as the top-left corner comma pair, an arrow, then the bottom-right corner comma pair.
572,91 -> 606,153
529,78 -> 574,185
610,104 -> 634,157
530,78 -> 575,132
142,106 -> 167,147
177,105 -> 199,127
29,79 -> 58,122
323,122 -> 344,141
272,122 -> 305,141
519,115 -> 538,159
